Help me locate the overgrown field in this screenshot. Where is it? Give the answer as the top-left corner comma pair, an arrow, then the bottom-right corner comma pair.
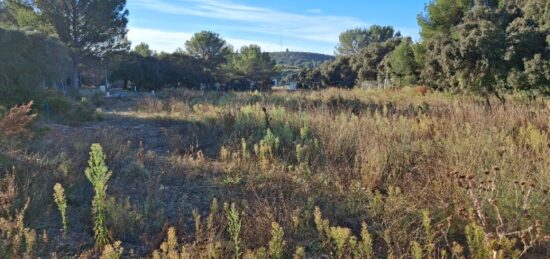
0,88 -> 549,258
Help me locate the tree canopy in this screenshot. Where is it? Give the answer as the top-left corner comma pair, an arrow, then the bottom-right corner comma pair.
225,45 -> 275,90
33,0 -> 129,89
185,32 -> 232,68
0,27 -> 71,106
335,25 -> 396,56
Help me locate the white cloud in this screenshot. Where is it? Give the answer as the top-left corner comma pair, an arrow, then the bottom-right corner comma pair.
128,27 -> 307,53
306,8 -> 323,14
131,0 -> 366,43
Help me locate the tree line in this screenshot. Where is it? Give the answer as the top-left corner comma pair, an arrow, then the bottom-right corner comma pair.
297,0 -> 550,99
0,0 -> 275,106
1,0 -> 549,108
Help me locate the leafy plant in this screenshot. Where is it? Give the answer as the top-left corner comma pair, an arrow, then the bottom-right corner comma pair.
53,183 -> 68,234
85,143 -> 113,249
226,203 -> 243,258
268,222 -> 285,259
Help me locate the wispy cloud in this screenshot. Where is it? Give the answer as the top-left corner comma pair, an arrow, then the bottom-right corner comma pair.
306,8 -> 323,14
132,0 -> 366,43
128,27 -> 306,53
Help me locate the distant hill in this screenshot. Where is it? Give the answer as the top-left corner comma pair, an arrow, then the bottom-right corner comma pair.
269,51 -> 334,68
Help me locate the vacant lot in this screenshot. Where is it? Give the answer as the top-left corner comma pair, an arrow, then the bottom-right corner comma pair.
1,88 -> 548,258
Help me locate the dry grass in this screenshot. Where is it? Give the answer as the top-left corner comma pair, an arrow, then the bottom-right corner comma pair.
0,87 -> 548,257
0,101 -> 35,139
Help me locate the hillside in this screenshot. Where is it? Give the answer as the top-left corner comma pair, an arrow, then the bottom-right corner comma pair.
269,51 -> 334,68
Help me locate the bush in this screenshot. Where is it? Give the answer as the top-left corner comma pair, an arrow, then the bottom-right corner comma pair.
44,93 -> 72,114
0,101 -> 36,140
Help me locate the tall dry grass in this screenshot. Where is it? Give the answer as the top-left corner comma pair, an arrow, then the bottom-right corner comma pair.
0,87 -> 548,257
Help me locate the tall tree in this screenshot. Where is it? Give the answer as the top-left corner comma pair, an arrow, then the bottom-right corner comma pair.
185,31 -> 232,83
350,37 -> 402,82
133,42 -> 154,57
417,0 -> 473,41
504,0 -> 550,95
335,25 -> 395,56
34,0 -> 129,90
227,45 -> 275,90
0,27 -> 71,106
455,2 -> 506,99
320,56 -> 357,88
384,39 -> 420,85
0,0 -> 53,33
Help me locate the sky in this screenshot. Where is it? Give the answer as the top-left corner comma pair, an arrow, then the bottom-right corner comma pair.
127,0 -> 429,55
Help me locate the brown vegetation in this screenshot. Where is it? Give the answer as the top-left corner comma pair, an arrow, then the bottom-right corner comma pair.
0,88 -> 548,258
0,101 -> 35,139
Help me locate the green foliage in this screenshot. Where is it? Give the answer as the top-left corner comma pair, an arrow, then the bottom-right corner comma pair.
226,203 -> 243,258
112,51 -> 204,90
0,0 -> 54,33
320,56 -> 357,88
268,51 -> 334,68
411,241 -> 423,259
465,223 -> 490,259
455,4 -> 506,94
134,42 -> 154,57
227,45 -> 275,90
421,210 -> 434,255
336,25 -> 396,56
85,144 -> 113,249
386,39 -> 420,85
357,222 -> 373,259
418,0 -> 549,96
268,222 -> 285,259
185,30 -> 232,79
417,0 -> 473,40
105,197 -> 144,242
337,35 -> 403,85
293,246 -> 305,259
34,0 -> 129,89
330,226 -> 352,258
254,128 -> 280,170
0,27 -> 71,107
53,183 -> 68,234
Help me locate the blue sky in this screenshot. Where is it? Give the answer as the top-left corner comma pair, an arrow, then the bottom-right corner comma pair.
127,0 -> 428,55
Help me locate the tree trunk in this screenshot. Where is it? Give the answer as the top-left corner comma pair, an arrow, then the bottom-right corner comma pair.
71,66 -> 80,91
494,92 -> 506,110
484,94 -> 492,112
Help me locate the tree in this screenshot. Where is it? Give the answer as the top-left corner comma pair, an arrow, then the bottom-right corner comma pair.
0,0 -> 54,33
133,42 -> 154,57
455,2 -> 507,100
34,0 -> 129,90
320,56 -> 356,88
350,37 -> 402,82
385,39 -> 420,85
419,35 -> 461,91
503,0 -> 550,96
227,45 -> 275,90
110,52 -> 162,91
336,25 -> 395,56
111,50 -> 203,91
0,27 -> 71,106
417,0 -> 473,41
159,52 -> 204,89
185,31 -> 232,83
